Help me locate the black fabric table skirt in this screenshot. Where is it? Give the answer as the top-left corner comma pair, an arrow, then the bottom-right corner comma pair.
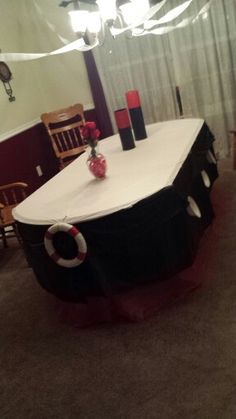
17,122 -> 218,302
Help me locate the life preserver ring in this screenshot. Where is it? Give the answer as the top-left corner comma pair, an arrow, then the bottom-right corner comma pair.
44,222 -> 87,268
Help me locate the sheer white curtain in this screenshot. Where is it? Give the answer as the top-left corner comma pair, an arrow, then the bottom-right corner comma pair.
93,0 -> 236,158
93,26 -> 178,131
168,0 -> 236,157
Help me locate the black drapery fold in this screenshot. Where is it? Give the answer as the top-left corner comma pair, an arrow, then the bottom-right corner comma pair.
83,49 -> 114,139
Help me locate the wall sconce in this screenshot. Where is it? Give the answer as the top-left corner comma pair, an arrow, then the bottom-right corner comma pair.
0,61 -> 15,102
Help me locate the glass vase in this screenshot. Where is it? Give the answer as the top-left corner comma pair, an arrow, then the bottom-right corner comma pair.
87,147 -> 107,179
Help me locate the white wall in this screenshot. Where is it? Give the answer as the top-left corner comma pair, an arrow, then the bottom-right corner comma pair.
0,0 -> 93,138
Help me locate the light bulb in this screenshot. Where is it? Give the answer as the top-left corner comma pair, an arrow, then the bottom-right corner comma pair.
96,0 -> 117,23
87,12 -> 102,33
120,3 -> 135,25
68,10 -> 89,34
120,0 -> 150,25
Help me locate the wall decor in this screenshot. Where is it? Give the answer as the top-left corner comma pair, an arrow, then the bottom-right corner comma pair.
0,61 -> 15,102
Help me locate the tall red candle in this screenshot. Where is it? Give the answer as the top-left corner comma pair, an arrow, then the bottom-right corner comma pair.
114,108 -> 135,151
125,90 -> 147,141
126,90 -> 141,109
114,108 -> 131,129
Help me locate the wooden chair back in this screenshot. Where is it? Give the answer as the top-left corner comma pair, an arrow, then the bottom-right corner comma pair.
41,104 -> 87,170
0,182 -> 28,247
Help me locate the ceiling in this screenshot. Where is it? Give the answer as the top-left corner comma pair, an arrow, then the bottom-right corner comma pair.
59,0 -> 163,7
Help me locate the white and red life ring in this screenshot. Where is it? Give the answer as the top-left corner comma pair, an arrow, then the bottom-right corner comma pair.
44,222 -> 87,268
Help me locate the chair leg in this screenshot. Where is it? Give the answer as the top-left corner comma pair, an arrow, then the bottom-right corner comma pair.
0,227 -> 7,248
13,223 -> 32,267
13,223 -> 22,245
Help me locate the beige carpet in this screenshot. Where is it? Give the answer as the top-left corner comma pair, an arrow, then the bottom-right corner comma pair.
0,159 -> 236,419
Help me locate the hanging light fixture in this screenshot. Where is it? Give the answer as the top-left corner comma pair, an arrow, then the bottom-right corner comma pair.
59,0 -> 201,50
96,0 -> 117,25
120,0 -> 150,25
60,0 -> 154,47
68,10 -> 89,34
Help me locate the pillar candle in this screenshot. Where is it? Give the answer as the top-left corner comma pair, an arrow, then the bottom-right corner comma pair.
126,90 -> 147,141
114,108 -> 135,151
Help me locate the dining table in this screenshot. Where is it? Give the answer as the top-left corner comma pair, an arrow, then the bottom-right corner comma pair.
13,118 -> 218,302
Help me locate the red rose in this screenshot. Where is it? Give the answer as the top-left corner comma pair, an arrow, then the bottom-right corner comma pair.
90,128 -> 100,140
81,126 -> 89,139
81,122 -> 100,147
86,121 -> 96,130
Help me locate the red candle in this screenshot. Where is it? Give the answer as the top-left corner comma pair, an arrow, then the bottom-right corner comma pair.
114,108 -> 131,130
126,90 -> 141,109
114,108 -> 135,151
125,90 -> 147,141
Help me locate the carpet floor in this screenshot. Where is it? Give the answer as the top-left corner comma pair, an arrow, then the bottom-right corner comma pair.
0,159 -> 236,419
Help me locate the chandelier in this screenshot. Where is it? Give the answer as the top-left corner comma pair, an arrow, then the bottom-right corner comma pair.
59,0 -> 170,48
59,0 -> 210,51
0,0 -> 210,63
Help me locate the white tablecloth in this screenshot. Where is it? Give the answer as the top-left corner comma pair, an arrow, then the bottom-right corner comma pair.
13,118 -> 204,225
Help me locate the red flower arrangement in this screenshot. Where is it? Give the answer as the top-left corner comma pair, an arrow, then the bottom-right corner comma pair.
81,121 -> 100,154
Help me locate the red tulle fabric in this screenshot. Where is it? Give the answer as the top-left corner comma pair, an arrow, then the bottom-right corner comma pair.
55,273 -> 202,328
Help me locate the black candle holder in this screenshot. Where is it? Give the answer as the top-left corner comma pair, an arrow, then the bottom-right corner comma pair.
114,108 -> 135,151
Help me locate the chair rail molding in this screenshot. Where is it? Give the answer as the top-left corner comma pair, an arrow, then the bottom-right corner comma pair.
0,103 -> 94,144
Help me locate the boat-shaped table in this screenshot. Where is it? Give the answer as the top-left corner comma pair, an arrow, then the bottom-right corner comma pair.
14,119 -> 218,302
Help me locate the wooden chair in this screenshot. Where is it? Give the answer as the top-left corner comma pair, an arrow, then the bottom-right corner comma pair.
41,104 -> 87,171
0,182 -> 28,247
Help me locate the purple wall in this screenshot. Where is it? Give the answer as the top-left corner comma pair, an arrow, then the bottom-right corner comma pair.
0,108 -> 100,194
